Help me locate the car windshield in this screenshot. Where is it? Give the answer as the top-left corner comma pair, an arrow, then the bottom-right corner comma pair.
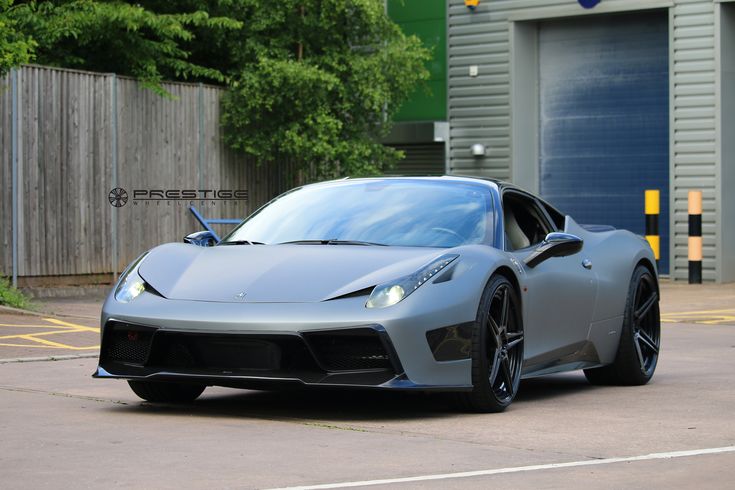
222,179 -> 494,248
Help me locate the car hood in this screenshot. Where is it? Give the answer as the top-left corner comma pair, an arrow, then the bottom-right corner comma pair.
138,243 -> 447,303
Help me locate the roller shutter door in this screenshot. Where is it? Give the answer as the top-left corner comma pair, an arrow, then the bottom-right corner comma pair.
385,143 -> 445,176
539,12 -> 670,273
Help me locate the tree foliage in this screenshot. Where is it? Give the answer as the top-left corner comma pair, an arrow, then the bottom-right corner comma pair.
221,0 -> 430,178
1,0 -> 431,177
0,0 -> 36,73
1,0 -> 241,92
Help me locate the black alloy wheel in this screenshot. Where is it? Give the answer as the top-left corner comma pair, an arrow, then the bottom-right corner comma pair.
487,282 -> 524,403
455,275 -> 524,412
631,270 -> 661,377
584,265 -> 661,385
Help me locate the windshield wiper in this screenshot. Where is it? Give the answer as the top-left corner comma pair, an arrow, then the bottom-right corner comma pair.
277,239 -> 387,246
219,240 -> 266,245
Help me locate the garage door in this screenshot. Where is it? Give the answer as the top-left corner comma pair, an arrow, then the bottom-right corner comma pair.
539,12 -> 669,273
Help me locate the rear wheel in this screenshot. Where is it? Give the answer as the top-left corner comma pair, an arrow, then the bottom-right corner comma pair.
584,265 -> 660,385
455,275 -> 524,412
128,380 -> 206,403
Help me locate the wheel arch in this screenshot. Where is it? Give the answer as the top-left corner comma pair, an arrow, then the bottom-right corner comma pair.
492,265 -> 523,313
635,257 -> 659,296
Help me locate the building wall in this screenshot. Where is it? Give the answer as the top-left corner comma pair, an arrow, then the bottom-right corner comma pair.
718,1 -> 735,282
388,0 -> 447,121
447,0 -> 725,282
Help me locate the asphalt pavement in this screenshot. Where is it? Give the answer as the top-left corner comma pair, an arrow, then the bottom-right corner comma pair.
0,281 -> 733,489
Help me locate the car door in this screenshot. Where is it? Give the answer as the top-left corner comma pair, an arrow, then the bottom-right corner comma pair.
502,190 -> 598,370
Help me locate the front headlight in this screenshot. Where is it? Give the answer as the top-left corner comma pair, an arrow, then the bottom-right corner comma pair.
114,253 -> 149,303
366,254 -> 458,309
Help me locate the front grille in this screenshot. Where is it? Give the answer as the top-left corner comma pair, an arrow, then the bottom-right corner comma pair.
148,333 -> 290,372
102,322 -> 155,364
304,328 -> 393,371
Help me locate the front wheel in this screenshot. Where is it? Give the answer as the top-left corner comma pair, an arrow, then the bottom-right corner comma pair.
454,275 -> 524,412
584,265 -> 661,385
128,380 -> 206,403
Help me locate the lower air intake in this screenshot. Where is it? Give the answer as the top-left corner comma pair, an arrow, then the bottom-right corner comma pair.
103,322 -> 155,365
304,328 -> 393,371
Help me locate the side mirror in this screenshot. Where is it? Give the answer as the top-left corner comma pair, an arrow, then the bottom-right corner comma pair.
524,232 -> 583,268
184,230 -> 217,247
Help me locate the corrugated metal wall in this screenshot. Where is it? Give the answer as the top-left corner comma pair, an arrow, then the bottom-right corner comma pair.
670,1 -> 717,281
385,143 -> 445,176
447,0 -> 720,281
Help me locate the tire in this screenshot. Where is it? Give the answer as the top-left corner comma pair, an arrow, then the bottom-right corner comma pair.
584,265 -> 661,386
454,275 -> 524,412
128,380 -> 206,403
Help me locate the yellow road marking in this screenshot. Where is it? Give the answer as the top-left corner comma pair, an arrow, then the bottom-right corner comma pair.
0,323 -> 75,329
0,317 -> 99,351
662,308 -> 735,316
698,317 -> 735,325
18,334 -> 99,350
44,318 -> 99,332
0,330 -> 76,340
0,342 -> 60,348
661,308 -> 735,325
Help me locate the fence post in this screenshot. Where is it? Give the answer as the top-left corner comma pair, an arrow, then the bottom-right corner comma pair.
198,83 -> 204,192
110,73 -> 118,279
10,68 -> 18,288
644,190 -> 660,269
688,190 -> 703,284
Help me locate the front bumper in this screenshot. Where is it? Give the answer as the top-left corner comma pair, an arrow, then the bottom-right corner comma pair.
95,280 -> 480,390
95,322 -> 416,389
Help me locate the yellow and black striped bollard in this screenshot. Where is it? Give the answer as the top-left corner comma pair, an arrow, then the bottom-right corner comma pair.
645,190 -> 660,269
688,190 -> 702,284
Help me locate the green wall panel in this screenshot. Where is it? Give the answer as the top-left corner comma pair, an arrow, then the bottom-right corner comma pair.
394,80 -> 446,122
387,0 -> 445,22
388,0 -> 446,122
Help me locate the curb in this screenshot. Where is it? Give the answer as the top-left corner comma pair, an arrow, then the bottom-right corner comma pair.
0,353 -> 99,364
0,304 -> 99,321
0,305 -> 46,317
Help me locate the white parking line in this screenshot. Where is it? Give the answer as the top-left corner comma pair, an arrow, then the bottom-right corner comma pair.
269,445 -> 735,490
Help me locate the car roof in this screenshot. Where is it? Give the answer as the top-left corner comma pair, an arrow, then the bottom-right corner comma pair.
314,175 -> 564,217
307,175 -> 515,192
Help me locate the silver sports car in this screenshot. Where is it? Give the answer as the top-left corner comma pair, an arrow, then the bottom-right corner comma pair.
95,176 -> 661,412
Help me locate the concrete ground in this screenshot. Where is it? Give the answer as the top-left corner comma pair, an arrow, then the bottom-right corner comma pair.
0,281 -> 733,489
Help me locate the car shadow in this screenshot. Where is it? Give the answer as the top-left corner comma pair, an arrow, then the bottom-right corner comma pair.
107,373 -> 596,421
113,388 -> 454,422
514,373 -> 595,403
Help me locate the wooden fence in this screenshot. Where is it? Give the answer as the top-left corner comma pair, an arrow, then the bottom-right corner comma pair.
0,65 -> 296,283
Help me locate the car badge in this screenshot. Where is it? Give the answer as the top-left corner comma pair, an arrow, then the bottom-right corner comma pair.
234,292 -> 247,300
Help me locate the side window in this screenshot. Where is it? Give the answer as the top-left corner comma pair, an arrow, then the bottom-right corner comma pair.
540,201 -> 566,231
502,193 -> 553,251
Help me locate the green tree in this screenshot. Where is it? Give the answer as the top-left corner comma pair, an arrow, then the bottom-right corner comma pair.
3,0 -> 241,92
221,0 -> 430,178
0,0 -> 36,73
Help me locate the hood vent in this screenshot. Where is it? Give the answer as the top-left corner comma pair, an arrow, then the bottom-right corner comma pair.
325,286 -> 375,301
